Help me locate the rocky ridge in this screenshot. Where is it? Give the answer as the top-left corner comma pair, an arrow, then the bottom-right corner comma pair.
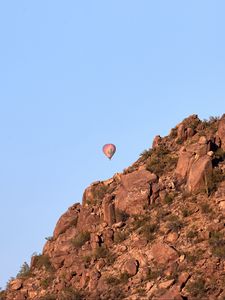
1,114 -> 225,300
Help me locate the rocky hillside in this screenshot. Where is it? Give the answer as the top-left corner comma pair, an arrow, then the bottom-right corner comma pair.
1,114 -> 225,300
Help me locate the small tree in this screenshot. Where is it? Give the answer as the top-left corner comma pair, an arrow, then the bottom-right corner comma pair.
17,262 -> 30,278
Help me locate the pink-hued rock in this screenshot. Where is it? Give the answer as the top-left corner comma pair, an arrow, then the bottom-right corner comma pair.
115,170 -> 157,215
123,258 -> 139,276
10,279 -> 23,291
102,195 -> 116,226
218,114 -> 225,150
175,148 -> 193,178
53,203 -> 80,239
150,242 -> 178,265
187,155 -> 212,192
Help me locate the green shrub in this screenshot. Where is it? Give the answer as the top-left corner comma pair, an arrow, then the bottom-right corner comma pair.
186,230 -> 198,240
181,208 -> 192,217
40,276 -> 54,289
105,272 -> 131,286
114,231 -> 127,243
71,231 -> 90,249
32,254 -> 54,272
60,287 -> 84,300
119,272 -> 131,284
16,262 -> 31,278
176,138 -> 183,145
132,215 -> 151,230
185,249 -> 204,263
92,184 -> 108,202
115,209 -> 129,222
166,215 -> 183,233
164,194 -> 174,205
139,149 -> 153,160
215,148 -> 225,160
146,145 -> 178,176
105,275 -> 120,286
146,268 -> 161,281
210,168 -> 225,192
186,278 -> 206,298
94,247 -> 115,265
209,231 -> 225,258
140,223 -> 158,242
200,203 -> 212,214
39,295 -> 57,300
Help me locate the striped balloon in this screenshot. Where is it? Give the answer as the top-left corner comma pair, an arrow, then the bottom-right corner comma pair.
102,144 -> 116,159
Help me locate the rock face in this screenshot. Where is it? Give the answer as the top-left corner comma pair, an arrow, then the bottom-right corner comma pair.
218,114 -> 225,150
115,169 -> 157,215
53,203 -> 80,239
175,136 -> 213,192
187,155 -> 212,192
3,114 -> 225,300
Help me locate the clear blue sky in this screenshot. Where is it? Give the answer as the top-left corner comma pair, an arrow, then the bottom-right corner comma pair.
0,1 -> 224,288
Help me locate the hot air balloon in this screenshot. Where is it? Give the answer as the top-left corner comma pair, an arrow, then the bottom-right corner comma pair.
102,144 -> 116,159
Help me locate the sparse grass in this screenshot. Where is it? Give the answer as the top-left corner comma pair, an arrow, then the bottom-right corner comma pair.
139,149 -> 153,160
16,262 -> 31,278
94,246 -> 115,265
32,254 -> 54,272
59,287 -> 84,300
105,275 -> 121,286
164,194 -> 174,205
137,288 -> 146,297
146,268 -> 161,281
71,231 -> 90,249
132,215 -> 151,230
166,215 -> 183,233
106,272 -> 131,286
209,231 -> 225,258
39,295 -> 57,300
115,209 -> 129,222
186,229 -> 198,240
114,231 -> 127,243
176,138 -> 183,145
40,276 -> 54,289
210,168 -> 225,192
181,208 -> 192,217
185,249 -> 204,263
215,148 -> 225,161
145,145 -> 178,176
92,184 -> 108,203
140,223 -> 159,242
200,203 -> 212,214
186,278 -> 207,298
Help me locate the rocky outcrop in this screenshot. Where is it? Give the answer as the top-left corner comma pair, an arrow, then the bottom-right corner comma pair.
53,203 -> 80,239
187,155 -> 212,192
218,114 -> 225,150
3,114 -> 225,300
175,136 -> 213,192
115,169 -> 157,215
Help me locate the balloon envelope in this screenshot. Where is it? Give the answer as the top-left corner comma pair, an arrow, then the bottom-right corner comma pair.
102,144 -> 116,159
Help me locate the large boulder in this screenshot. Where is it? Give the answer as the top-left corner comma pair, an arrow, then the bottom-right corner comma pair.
218,114 -> 225,150
123,258 -> 139,276
115,170 -> 157,215
150,242 -> 178,265
187,155 -> 212,192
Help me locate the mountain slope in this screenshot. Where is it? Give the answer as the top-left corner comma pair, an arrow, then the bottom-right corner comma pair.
1,114 -> 225,300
